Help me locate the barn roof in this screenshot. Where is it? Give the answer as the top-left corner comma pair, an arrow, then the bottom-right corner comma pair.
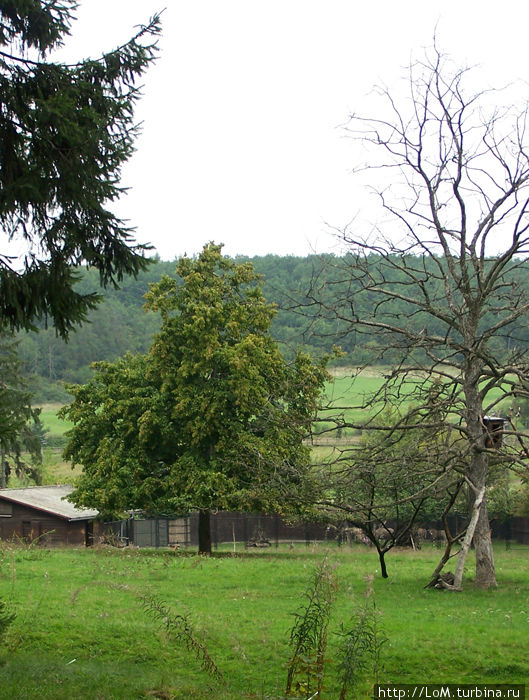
0,485 -> 99,521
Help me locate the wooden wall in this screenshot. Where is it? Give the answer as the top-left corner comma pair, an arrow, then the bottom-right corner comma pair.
0,500 -> 97,546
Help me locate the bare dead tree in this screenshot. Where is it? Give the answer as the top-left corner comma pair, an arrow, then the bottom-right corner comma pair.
311,47 -> 529,589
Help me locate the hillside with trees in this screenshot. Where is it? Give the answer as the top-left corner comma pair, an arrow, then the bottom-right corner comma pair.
16,252 -> 529,401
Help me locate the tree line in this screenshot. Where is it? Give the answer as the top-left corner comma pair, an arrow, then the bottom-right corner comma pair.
16,252 -> 529,401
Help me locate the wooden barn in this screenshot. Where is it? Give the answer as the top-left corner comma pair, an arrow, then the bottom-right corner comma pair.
0,485 -> 100,546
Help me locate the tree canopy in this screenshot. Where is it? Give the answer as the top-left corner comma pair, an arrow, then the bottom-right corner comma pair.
62,243 -> 328,553
0,0 -> 160,336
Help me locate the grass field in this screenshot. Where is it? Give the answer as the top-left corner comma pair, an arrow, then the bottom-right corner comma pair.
316,368 -> 512,440
38,403 -> 71,439
36,369 -> 512,443
35,371 -> 398,442
8,375 -> 529,698
33,404 -> 78,483
1,543 -> 528,699
34,370 -> 514,479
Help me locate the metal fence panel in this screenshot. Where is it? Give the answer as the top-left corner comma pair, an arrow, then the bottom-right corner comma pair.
102,513 -> 529,549
133,518 -> 169,548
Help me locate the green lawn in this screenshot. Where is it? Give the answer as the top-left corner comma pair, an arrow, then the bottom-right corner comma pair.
317,369 -> 423,437
36,369 -> 512,444
32,404 -> 79,483
1,543 -> 528,699
38,402 -> 71,439
317,368 -> 513,439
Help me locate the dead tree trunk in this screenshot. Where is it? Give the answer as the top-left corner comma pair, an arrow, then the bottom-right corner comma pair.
452,484 -> 486,590
464,363 -> 497,589
472,497 -> 496,588
426,482 -> 465,588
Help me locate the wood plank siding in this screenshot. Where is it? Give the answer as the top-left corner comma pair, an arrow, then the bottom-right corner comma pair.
0,487 -> 101,547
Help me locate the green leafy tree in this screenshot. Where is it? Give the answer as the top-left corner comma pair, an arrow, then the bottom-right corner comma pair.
0,1 -> 160,336
0,333 -> 43,487
62,243 -> 328,553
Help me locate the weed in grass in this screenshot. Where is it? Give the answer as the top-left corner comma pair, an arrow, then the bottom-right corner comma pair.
140,593 -> 225,687
69,580 -> 130,608
0,597 -> 15,643
285,557 -> 338,697
1,544 -> 17,599
336,575 -> 386,699
7,561 -> 51,653
145,683 -> 179,699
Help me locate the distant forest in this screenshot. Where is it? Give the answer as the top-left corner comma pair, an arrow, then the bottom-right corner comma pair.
17,253 -> 529,402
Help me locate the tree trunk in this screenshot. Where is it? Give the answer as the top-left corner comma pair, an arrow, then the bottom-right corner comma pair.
1,446 -> 6,489
472,498 -> 497,588
377,548 -> 388,579
464,364 -> 497,589
426,481 -> 465,588
198,509 -> 212,555
426,541 -> 454,589
452,485 -> 485,590
467,454 -> 497,588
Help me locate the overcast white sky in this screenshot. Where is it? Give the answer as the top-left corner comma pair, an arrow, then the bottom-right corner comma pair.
58,1 -> 529,260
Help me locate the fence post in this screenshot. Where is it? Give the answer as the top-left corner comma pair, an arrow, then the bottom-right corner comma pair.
505,518 -> 512,550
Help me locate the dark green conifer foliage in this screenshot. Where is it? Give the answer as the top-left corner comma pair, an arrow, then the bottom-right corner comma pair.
0,331 -> 42,486
0,1 -> 160,336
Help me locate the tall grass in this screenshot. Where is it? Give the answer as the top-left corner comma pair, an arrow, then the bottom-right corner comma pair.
336,575 -> 386,699
285,558 -> 337,696
0,598 -> 15,642
0,543 -> 528,699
